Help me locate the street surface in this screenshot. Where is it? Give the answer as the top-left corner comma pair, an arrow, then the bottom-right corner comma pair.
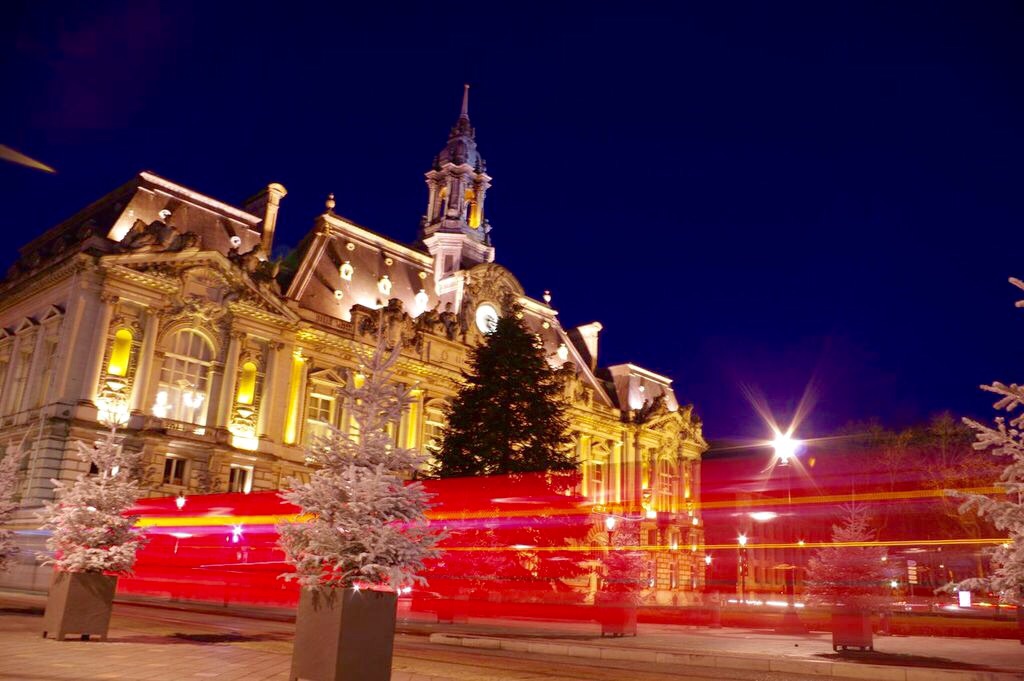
0,594 -> 825,681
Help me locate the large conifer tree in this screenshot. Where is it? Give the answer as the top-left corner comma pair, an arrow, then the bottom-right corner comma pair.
433,305 -> 575,478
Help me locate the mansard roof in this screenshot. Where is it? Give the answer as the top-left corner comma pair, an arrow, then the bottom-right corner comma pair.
2,172 -> 266,292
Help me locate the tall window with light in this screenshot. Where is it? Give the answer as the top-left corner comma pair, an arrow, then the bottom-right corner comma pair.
153,329 -> 214,426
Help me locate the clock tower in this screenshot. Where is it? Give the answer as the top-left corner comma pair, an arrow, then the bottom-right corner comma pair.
421,85 -> 494,286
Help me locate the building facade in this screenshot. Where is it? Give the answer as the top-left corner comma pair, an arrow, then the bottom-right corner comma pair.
0,91 -> 707,603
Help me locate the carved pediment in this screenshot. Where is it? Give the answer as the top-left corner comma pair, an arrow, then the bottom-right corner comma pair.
13,318 -> 37,334
308,368 -> 348,386
39,305 -> 65,323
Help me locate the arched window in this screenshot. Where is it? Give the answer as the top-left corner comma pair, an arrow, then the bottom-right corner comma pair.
107,329 -> 133,377
423,401 -> 447,454
154,329 -> 214,425
657,457 -> 674,512
590,443 -> 610,503
236,361 -> 257,405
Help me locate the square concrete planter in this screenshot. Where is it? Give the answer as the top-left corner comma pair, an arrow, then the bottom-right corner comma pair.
42,571 -> 117,641
831,608 -> 873,651
290,587 -> 398,681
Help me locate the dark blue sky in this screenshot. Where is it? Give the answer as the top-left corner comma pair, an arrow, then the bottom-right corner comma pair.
2,2 -> 1022,440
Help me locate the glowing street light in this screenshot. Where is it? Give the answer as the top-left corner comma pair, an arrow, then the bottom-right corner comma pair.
772,431 -> 799,466
604,515 -> 617,553
175,492 -> 186,510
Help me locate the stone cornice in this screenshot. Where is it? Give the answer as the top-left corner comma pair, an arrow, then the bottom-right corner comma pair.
0,255 -> 89,315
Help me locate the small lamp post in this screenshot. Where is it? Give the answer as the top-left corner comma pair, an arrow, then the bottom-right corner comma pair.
604,515 -> 617,554
738,533 -> 748,604
772,431 -> 806,633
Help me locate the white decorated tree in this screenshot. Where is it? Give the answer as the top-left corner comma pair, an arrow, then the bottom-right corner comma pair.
958,379 -> 1024,601
278,333 -> 440,591
41,426 -> 146,574
805,504 -> 888,610
0,442 -> 27,573
954,277 -> 1024,603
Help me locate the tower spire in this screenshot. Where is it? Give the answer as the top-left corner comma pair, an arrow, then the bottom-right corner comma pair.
461,83 -> 470,119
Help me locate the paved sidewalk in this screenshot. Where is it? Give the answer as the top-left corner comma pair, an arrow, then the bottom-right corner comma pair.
420,616 -> 1024,681
0,591 -> 451,681
3,589 -> 1022,681
410,616 -> 1024,670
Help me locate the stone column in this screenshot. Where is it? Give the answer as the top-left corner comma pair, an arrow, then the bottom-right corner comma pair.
0,334 -> 23,416
215,332 -> 243,427
129,311 -> 160,413
257,342 -> 283,439
84,296 -> 116,406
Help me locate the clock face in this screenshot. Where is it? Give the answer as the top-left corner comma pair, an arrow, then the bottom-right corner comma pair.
475,303 -> 499,333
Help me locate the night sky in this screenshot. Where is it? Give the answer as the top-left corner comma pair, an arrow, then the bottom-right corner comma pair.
2,2 -> 1022,441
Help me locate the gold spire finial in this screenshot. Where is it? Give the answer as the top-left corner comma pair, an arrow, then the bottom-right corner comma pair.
325,193 -> 336,212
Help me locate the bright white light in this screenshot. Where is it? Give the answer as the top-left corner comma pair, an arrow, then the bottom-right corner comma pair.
749,511 -> 778,522
958,590 -> 972,608
414,288 -> 429,312
230,524 -> 244,544
704,554 -> 712,565
182,391 -> 205,409
890,580 -> 898,589
604,516 -> 617,533
175,493 -> 186,510
772,431 -> 799,465
738,533 -> 748,547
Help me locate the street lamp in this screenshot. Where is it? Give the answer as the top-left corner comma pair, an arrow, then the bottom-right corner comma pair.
738,533 -> 748,604
605,514 -> 617,550
772,430 -> 805,633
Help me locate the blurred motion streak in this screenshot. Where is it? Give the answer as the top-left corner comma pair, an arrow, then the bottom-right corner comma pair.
0,145 -> 55,173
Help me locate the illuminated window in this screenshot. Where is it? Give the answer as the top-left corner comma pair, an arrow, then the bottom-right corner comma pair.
236,361 -> 257,405
162,456 -> 187,486
228,465 -> 253,494
305,392 -> 335,445
156,330 -> 214,425
107,329 -> 133,377
657,458 -> 673,512
424,405 -> 446,453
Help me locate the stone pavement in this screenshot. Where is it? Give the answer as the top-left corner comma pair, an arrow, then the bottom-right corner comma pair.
409,616 -> 1024,676
0,591 -> 452,681
2,589 -> 1023,681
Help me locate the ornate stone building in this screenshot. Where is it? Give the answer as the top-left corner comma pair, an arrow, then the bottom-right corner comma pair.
0,89 -> 707,602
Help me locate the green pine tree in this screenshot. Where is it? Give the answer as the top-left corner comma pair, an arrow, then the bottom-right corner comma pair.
432,305 -> 576,478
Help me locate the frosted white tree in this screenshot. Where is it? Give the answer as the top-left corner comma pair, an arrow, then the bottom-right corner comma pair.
958,380 -> 1024,600
805,504 -> 889,610
278,333 -> 440,591
40,426 -> 146,573
0,442 -> 27,572
952,277 -> 1024,602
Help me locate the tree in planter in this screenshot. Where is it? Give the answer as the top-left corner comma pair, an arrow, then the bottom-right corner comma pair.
597,517 -> 645,636
805,505 -> 889,651
278,333 -> 440,681
40,425 -> 146,640
0,442 -> 27,573
952,278 -> 1024,626
430,304 -> 586,605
